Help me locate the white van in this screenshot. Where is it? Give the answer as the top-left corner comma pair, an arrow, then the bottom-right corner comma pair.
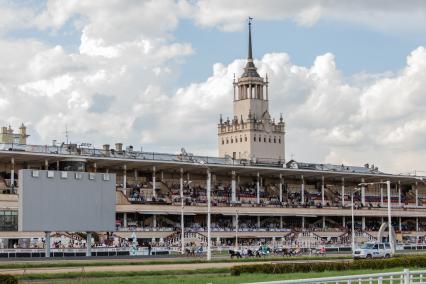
353,242 -> 393,259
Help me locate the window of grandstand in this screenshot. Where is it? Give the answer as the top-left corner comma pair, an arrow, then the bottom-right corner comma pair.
0,210 -> 17,231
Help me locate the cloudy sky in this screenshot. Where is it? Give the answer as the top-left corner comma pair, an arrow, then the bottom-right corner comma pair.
1,0 -> 426,174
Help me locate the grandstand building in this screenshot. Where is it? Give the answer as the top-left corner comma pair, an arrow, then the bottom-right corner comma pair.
0,22 -> 425,252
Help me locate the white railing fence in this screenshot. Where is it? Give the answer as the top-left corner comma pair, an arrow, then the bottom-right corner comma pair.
247,269 -> 426,284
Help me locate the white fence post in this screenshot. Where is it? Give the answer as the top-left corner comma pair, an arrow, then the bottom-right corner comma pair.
403,269 -> 410,284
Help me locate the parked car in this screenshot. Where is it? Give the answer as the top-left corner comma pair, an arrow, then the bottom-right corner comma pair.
353,242 -> 393,259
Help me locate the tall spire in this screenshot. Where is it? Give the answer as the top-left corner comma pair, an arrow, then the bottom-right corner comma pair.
241,17 -> 260,78
248,17 -> 253,60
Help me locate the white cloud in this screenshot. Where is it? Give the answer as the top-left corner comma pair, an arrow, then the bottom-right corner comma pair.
186,0 -> 426,33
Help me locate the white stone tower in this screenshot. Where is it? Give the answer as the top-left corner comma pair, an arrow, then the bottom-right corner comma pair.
218,19 -> 285,162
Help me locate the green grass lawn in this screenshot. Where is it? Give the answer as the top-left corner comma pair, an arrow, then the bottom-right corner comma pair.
20,267 -> 410,284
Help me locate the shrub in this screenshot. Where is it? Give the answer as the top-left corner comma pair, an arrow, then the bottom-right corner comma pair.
0,274 -> 18,284
231,254 -> 426,276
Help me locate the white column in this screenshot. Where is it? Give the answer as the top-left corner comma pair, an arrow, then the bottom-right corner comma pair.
10,157 -> 14,188
361,178 -> 365,205
415,183 -> 419,207
206,169 -> 212,261
123,213 -> 127,228
45,232 -> 50,258
416,217 -> 419,232
161,171 -> 164,182
256,172 -> 260,204
381,217 -> 384,224
341,177 -> 345,207
342,216 -> 346,228
180,168 -> 184,255
249,84 -> 252,98
301,175 -> 305,205
123,164 -> 127,195
322,216 -> 326,229
279,174 -> 283,203
399,217 -> 402,232
321,176 -> 325,206
280,216 -> 283,229
398,181 -> 401,207
56,160 -> 60,170
153,214 -> 157,228
380,180 -> 384,207
301,217 -> 305,230
362,217 -> 366,230
257,216 -> 261,228
152,166 -> 156,198
86,232 -> 92,257
93,162 -> 97,173
231,171 -> 236,203
44,159 -> 48,170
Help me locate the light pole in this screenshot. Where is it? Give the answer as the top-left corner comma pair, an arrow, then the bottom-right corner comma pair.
351,187 -> 362,252
180,168 -> 184,255
235,210 -> 239,251
199,161 -> 212,261
385,180 -> 393,253
206,168 -> 212,260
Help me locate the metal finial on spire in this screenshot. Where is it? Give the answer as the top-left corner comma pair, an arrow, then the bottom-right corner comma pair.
241,17 -> 260,78
248,17 -> 253,60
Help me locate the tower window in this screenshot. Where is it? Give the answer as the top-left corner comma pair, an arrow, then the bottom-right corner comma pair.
226,139 -> 229,144
222,140 -> 224,145
245,137 -> 247,142
240,137 -> 242,142
264,137 -> 266,142
231,138 -> 233,143
254,137 -> 256,142
274,137 -> 276,143
269,137 -> 271,143
258,137 -> 261,142
279,139 -> 281,144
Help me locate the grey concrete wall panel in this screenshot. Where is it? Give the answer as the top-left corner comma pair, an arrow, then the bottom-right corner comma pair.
18,170 -> 116,232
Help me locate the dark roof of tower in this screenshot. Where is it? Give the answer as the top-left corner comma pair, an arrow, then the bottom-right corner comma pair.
241,18 -> 260,78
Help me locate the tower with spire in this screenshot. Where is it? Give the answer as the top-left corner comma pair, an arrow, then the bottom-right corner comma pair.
218,18 -> 285,162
